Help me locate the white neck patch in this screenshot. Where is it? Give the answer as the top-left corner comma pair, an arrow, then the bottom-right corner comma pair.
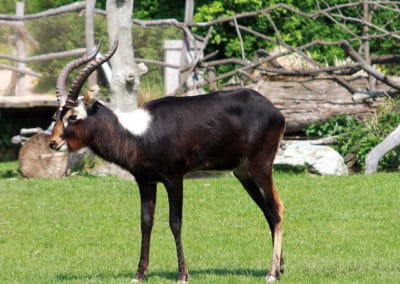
114,108 -> 152,136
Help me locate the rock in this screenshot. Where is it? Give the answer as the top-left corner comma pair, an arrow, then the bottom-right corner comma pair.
274,141 -> 348,176
88,160 -> 135,180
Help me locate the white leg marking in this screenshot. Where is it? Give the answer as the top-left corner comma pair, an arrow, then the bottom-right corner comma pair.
265,275 -> 278,283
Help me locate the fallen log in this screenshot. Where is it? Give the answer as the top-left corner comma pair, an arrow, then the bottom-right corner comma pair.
249,75 -> 394,133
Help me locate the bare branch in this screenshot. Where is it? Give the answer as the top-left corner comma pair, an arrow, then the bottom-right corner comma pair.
331,12 -> 400,40
341,39 -> 400,90
233,17 -> 245,61
0,2 -> 85,21
0,48 -> 86,63
266,12 -> 356,93
0,64 -> 42,77
174,27 -> 214,94
135,58 -> 180,69
0,21 -> 39,49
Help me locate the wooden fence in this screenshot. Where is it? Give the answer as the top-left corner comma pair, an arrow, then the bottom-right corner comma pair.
0,1 -> 95,97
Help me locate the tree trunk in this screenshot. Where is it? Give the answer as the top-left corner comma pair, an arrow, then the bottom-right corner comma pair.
3,65 -> 18,96
362,0 -> 376,91
365,124 -> 400,174
179,0 -> 195,91
16,1 -> 25,96
106,0 -> 145,112
86,0 -> 96,86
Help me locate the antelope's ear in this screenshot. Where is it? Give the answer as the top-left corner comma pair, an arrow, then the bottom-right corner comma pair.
83,92 -> 93,105
84,84 -> 100,106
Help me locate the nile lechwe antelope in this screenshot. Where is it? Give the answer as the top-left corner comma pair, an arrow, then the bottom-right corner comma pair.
49,41 -> 286,283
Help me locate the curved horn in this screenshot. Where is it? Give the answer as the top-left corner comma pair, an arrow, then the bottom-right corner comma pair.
56,42 -> 102,110
65,40 -> 119,108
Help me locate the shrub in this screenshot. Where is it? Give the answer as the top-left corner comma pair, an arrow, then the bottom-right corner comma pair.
305,100 -> 400,171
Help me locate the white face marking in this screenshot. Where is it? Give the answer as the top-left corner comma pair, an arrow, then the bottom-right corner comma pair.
57,141 -> 69,152
62,97 -> 88,127
114,108 -> 152,136
73,102 -> 88,119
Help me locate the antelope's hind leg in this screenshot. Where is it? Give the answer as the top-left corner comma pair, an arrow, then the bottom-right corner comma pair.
233,160 -> 284,282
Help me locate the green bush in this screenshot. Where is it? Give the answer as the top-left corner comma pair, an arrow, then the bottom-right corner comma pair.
192,0 -> 400,80
0,119 -> 13,150
305,101 -> 400,171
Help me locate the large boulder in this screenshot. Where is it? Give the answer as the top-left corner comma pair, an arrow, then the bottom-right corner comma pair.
274,141 -> 348,176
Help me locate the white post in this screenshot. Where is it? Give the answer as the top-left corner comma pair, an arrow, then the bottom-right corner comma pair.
164,40 -> 204,95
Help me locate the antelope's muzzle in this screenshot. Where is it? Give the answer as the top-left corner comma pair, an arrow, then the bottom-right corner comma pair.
49,119 -> 65,151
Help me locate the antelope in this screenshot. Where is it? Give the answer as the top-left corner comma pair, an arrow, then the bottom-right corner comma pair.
49,41 -> 286,283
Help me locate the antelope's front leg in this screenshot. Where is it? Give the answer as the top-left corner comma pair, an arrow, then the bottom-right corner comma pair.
165,176 -> 189,283
133,182 -> 157,283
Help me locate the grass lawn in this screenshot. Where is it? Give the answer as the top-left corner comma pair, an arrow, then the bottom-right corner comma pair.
0,162 -> 399,283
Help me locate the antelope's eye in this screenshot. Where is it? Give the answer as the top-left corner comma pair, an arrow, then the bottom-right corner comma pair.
68,115 -> 78,123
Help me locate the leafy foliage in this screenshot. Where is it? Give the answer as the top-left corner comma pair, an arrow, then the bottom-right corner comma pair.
2,1 -> 400,88
193,0 -> 400,77
0,116 -> 13,149
305,101 -> 400,171
95,0 -> 186,20
193,0 -> 267,75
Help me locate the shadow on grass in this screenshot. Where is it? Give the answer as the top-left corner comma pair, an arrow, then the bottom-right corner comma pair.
147,267 -> 265,281
56,271 -> 134,281
56,267 -> 265,282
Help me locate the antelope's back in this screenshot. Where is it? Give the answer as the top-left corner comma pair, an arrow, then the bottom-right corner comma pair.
144,88 -> 284,136
136,88 -> 284,172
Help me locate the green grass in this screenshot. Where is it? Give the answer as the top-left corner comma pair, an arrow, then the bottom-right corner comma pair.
0,162 -> 399,283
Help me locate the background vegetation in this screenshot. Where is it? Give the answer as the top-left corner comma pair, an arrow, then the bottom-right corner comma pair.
193,0 -> 400,73
1,1 -> 400,168
1,0 -> 399,90
1,162 -> 399,283
305,99 -> 400,171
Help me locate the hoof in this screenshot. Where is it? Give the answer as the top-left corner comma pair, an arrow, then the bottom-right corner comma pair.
130,278 -> 141,284
177,281 -> 188,284
265,275 -> 278,283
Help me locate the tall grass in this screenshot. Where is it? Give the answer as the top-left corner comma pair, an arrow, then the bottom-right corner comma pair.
0,163 -> 399,283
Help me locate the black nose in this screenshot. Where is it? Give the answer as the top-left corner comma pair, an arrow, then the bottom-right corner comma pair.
49,141 -> 56,150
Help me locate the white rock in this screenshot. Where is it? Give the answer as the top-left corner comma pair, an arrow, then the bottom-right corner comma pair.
274,141 -> 348,176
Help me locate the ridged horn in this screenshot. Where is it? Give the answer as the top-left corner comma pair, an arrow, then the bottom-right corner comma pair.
56,42 -> 102,110
65,40 -> 118,108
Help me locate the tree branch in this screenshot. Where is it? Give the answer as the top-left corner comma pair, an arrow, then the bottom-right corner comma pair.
340,39 -> 400,90
0,2 -> 86,21
0,48 -> 86,63
0,64 -> 42,77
